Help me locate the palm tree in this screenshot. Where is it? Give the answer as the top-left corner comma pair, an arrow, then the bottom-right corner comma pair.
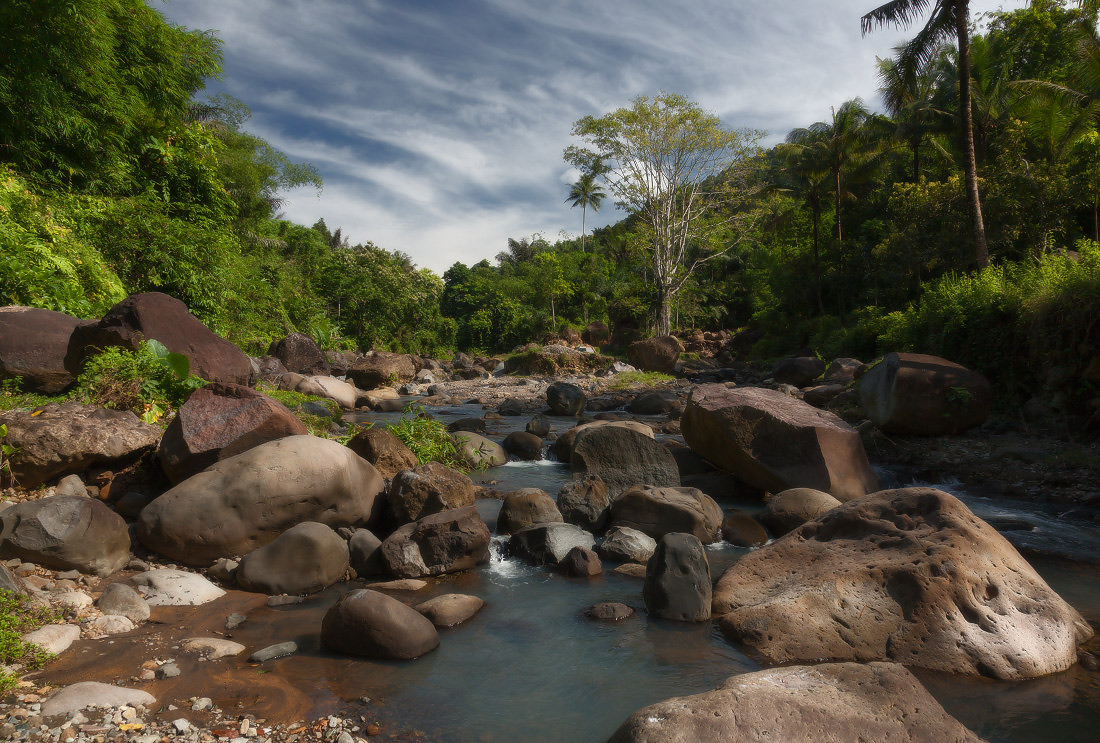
565,172 -> 606,252
877,50 -> 952,181
777,139 -> 831,315
863,0 -> 990,268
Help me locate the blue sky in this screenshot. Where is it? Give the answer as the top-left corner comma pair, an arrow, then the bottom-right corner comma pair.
156,0 -> 1028,275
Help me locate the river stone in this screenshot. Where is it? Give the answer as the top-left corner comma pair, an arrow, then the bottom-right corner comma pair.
609,485 -> 723,544
825,357 -> 863,384
496,489 -> 562,535
713,488 -> 1094,679
321,588 -> 439,660
502,431 -> 543,461
54,474 -> 86,498
597,526 -> 657,564
643,533 -> 711,622
348,528 -> 384,577
346,427 -> 417,479
585,602 -> 634,621
0,495 -> 130,576
0,562 -> 26,595
64,292 -> 251,384
558,545 -> 602,577
96,582 -> 150,624
0,306 -> 83,393
89,614 -> 134,635
345,352 -> 417,389
720,510 -> 768,548
53,590 -> 93,610
295,375 -> 358,410
551,419 -> 653,462
137,435 -> 384,565
606,662 -> 984,743
379,506 -> 491,579
41,682 -> 156,718
508,523 -> 595,567
626,391 -> 681,416
387,462 -> 476,525
571,425 -> 678,498
452,431 -> 508,469
0,402 -> 160,489
681,384 -> 879,502
772,355 -> 826,387
627,336 -> 681,374
132,569 -> 226,606
546,382 -> 586,416
526,414 -> 551,437
859,352 -> 993,435
157,382 -> 307,484
415,593 -> 485,627
267,333 -> 329,375
181,637 -> 246,659
22,624 -> 81,655
236,522 -> 349,596
760,487 -> 842,536
556,475 -> 609,532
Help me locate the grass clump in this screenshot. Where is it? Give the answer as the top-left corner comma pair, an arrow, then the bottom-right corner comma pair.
608,370 -> 675,390
387,404 -> 466,470
256,382 -> 343,437
0,590 -> 62,694
0,378 -> 62,412
74,341 -> 206,424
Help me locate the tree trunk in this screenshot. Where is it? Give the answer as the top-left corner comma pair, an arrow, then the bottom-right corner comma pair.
833,168 -> 843,242
581,205 -> 587,253
656,288 -> 673,337
956,2 -> 990,268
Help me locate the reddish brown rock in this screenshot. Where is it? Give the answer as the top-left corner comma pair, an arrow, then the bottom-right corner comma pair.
720,510 -> 768,547
627,336 -> 682,374
496,488 -> 562,535
321,589 -> 439,660
681,385 -> 878,502
346,427 -> 418,479
610,485 -> 723,544
345,352 -> 417,389
415,593 -> 485,627
387,462 -> 475,525
759,487 -> 842,536
607,662 -> 985,743
771,356 -> 825,387
0,306 -> 83,393
557,545 -> 602,578
64,292 -> 251,384
267,333 -> 329,375
713,488 -> 1094,679
859,352 -> 992,435
570,425 -> 678,499
378,506 -> 491,579
157,383 -> 307,484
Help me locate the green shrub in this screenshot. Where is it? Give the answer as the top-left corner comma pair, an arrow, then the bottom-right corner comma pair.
607,370 -> 675,390
74,341 -> 206,423
387,404 -> 466,470
0,590 -> 62,694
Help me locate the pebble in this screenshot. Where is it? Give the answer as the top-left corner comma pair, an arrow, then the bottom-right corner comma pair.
266,595 -> 305,607
192,697 -> 213,711
172,718 -> 191,733
155,662 -> 181,679
225,612 -> 247,630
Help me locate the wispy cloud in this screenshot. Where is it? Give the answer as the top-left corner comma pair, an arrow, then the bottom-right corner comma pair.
158,0 -> 1026,274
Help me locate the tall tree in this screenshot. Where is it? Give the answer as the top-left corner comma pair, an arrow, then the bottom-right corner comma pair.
877,50 -> 950,181
777,140 -> 831,315
565,171 -> 606,252
863,0 -> 990,267
565,93 -> 761,336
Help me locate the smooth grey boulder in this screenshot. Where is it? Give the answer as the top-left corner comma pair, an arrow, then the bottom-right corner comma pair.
597,526 -> 657,564
452,431 -> 508,469
546,381 -> 586,416
379,507 -> 491,579
22,624 -> 81,655
321,588 -> 439,660
387,461 -> 475,525
570,425 -> 678,498
643,533 -> 711,622
508,522 -> 595,567
609,485 -> 723,544
496,488 -> 562,535
0,495 -> 130,576
96,582 -> 150,624
348,528 -> 384,577
137,436 -> 384,566
132,569 -> 225,606
556,475 -> 610,532
236,522 -> 349,595
41,682 -> 156,718
606,662 -> 984,743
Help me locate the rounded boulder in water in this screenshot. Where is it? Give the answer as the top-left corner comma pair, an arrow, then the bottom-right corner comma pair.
235,522 -> 349,596
321,589 -> 439,660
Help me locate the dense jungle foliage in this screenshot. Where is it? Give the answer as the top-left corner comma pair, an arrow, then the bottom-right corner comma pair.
2,1 -> 1100,403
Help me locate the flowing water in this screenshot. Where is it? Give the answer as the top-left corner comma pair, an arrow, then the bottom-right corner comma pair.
40,402 -> 1100,741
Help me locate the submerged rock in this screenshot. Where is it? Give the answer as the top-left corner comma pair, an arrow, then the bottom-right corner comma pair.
643,533 -> 711,622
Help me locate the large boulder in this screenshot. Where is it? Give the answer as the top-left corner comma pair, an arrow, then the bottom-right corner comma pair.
627,336 -> 681,374
157,383 -> 307,484
235,522 -> 349,595
502,431 -> 543,461
452,431 -> 508,469
551,420 -> 653,462
346,352 -> 417,389
713,488 -> 1094,679
759,487 -> 842,536
626,391 -> 681,416
583,321 -> 610,348
348,528 -> 383,577
508,523 -> 595,566
0,496 -> 129,576
321,589 -> 439,660
0,306 -> 82,393
771,356 -> 825,387
346,427 -> 418,479
294,375 -> 359,410
570,425 -> 678,499
556,475 -> 609,532
606,662 -> 984,743
681,385 -> 879,502
597,526 -> 657,564
546,382 -> 586,416
643,533 -> 711,621
496,489 -> 562,534
64,292 -> 250,384
609,485 -> 723,544
859,352 -> 993,435
387,462 -> 475,525
825,357 -> 863,384
137,436 -> 384,566
0,402 -> 160,489
267,333 -> 329,375
378,506 -> 491,579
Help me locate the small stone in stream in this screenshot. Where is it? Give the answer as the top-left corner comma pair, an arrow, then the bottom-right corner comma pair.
225,612 -> 247,630
613,563 -> 648,579
155,662 -> 181,679
181,637 -> 246,659
585,602 -> 634,621
250,641 -> 298,662
127,558 -> 149,571
172,719 -> 191,733
1080,650 -> 1100,671
266,594 -> 305,607
208,558 -> 238,582
55,569 -> 80,581
192,697 -> 213,711
365,578 -> 428,591
366,723 -> 381,736
336,733 -> 355,743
